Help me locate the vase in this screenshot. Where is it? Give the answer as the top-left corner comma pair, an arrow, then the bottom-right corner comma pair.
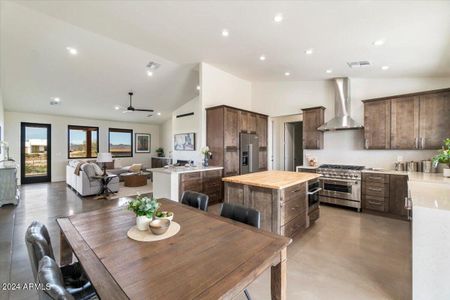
203,155 -> 209,167
444,168 -> 450,178
136,215 -> 152,231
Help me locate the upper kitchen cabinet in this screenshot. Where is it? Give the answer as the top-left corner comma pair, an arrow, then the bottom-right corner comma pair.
256,114 -> 268,148
302,107 -> 325,149
418,91 -> 450,149
364,100 -> 391,149
390,96 -> 420,149
362,88 -> 450,150
239,111 -> 257,133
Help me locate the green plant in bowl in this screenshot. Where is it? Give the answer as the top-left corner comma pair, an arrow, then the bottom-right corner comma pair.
432,138 -> 450,168
127,195 -> 160,230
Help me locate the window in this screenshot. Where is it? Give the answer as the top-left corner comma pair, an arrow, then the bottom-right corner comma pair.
108,128 -> 133,157
68,125 -> 99,159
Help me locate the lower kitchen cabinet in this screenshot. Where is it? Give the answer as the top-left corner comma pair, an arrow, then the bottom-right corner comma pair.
362,172 -> 408,220
179,169 -> 223,205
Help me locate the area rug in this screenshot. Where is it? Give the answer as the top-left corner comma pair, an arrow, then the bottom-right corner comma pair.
85,180 -> 153,201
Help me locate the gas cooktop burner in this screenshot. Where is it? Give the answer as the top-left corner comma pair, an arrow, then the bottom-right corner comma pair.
318,164 -> 365,171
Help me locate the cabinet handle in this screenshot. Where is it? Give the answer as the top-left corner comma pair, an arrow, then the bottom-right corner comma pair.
364,138 -> 369,149
404,197 -> 412,210
421,137 -> 425,149
368,187 -> 382,192
415,138 -> 419,149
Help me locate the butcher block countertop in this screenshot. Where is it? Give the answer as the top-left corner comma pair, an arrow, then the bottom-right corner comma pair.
222,170 -> 321,189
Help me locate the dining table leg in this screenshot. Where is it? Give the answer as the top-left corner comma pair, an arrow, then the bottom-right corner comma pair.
271,247 -> 287,300
60,229 -> 73,266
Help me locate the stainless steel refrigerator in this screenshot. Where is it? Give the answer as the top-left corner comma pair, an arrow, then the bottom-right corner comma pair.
240,133 -> 259,174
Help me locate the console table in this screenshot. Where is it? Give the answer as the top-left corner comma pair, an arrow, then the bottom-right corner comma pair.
0,162 -> 19,206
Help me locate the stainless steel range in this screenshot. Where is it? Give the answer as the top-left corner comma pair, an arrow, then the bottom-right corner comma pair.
317,164 -> 365,211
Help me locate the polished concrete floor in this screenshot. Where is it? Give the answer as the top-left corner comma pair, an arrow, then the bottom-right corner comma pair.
0,182 -> 411,300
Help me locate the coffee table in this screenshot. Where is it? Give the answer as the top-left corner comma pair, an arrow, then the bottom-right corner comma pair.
122,172 -> 149,187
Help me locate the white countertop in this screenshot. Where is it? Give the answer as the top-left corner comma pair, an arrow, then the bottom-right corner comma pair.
295,165 -> 319,170
362,169 -> 450,185
148,166 -> 223,174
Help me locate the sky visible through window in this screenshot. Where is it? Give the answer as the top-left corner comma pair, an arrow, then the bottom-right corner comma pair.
25,127 -> 47,141
110,132 -> 131,145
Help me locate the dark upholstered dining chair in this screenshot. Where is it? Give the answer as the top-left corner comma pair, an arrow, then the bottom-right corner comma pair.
181,191 -> 209,212
219,203 -> 261,300
25,221 -> 94,296
37,256 -> 97,300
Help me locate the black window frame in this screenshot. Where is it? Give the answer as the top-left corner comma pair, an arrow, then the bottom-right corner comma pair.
67,125 -> 100,159
108,128 -> 134,158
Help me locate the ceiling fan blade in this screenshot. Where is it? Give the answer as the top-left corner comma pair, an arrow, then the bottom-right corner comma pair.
133,108 -> 154,112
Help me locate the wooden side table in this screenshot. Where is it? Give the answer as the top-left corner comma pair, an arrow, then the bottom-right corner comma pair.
122,173 -> 148,187
92,175 -> 117,200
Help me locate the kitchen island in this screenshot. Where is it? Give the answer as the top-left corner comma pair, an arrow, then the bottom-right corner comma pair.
149,166 -> 224,204
222,170 -> 321,237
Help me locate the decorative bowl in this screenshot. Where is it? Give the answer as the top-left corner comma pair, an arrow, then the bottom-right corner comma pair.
149,219 -> 171,235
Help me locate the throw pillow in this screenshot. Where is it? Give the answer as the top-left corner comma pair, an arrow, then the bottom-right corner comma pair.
129,164 -> 142,173
91,163 -> 104,176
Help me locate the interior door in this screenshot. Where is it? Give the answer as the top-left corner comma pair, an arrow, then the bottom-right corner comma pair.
21,122 -> 51,184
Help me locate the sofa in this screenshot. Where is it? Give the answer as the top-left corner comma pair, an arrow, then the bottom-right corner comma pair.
66,164 -> 120,197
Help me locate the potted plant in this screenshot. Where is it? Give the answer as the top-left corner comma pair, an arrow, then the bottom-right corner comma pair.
155,147 -> 165,157
432,138 -> 450,177
127,195 -> 160,230
201,146 -> 212,167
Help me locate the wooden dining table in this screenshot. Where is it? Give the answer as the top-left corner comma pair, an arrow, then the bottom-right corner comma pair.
57,199 -> 291,300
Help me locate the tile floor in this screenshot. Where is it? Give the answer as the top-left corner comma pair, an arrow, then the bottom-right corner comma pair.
0,182 -> 411,300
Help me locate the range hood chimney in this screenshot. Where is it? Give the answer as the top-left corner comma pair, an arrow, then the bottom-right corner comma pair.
317,77 -> 363,131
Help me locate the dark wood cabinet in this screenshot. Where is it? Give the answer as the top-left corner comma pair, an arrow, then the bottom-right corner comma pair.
418,91 -> 450,149
390,96 -> 420,149
206,105 -> 268,177
362,172 -> 408,220
302,107 -> 325,149
151,157 -> 172,168
364,100 -> 390,149
179,169 -> 223,205
363,88 -> 450,150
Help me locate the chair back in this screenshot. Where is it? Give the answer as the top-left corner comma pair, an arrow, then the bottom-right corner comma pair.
181,191 -> 209,211
37,256 -> 74,300
25,221 -> 55,279
220,203 -> 261,229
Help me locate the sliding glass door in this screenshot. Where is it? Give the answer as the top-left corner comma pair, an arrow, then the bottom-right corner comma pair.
20,123 -> 51,184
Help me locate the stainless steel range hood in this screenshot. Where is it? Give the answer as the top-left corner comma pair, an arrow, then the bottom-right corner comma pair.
317,78 -> 363,131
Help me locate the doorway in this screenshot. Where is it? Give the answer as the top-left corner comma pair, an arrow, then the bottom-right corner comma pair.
20,122 -> 51,184
284,121 -> 303,171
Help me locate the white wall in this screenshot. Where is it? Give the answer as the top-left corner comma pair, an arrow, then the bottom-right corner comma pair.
0,91 -> 4,140
171,96 -> 203,164
253,77 -> 450,169
5,111 -> 160,182
160,118 -> 172,158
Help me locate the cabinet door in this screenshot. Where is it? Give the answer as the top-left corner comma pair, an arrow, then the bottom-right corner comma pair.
239,111 -> 249,133
248,113 -> 257,133
224,107 -> 239,147
419,92 -> 450,149
363,100 -> 390,149
259,150 -> 268,171
256,115 -> 268,147
302,108 -> 324,149
224,149 -> 239,177
389,175 -> 408,219
390,96 -> 420,149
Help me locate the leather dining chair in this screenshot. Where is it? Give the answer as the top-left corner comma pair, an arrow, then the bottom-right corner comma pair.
219,203 -> 261,300
181,191 -> 209,211
37,256 -> 97,300
25,221 -> 92,291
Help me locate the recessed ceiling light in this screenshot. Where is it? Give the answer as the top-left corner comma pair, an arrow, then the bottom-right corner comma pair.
305,48 -> 314,55
50,97 -> 61,105
66,47 -> 78,55
221,29 -> 229,37
326,69 -> 333,74
114,105 -> 120,110
373,39 -> 385,46
259,55 -> 266,61
381,65 -> 390,70
157,112 -> 161,116
53,97 -> 60,102
274,13 -> 283,23
196,85 -> 201,91
147,70 -> 153,77
284,72 -> 291,76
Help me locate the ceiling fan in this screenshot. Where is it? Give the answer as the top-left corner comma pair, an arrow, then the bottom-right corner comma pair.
122,92 -> 154,114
